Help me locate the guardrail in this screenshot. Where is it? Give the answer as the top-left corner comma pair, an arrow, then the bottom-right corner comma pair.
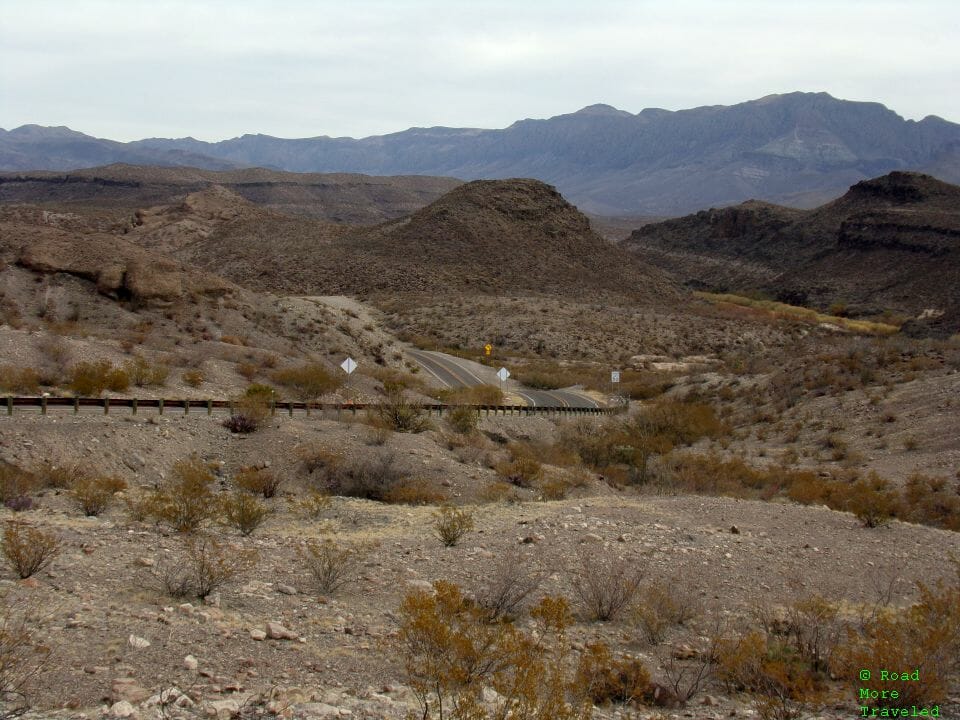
2,396 -> 625,419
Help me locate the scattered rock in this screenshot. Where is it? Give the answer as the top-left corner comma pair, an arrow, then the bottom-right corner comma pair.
127,635 -> 150,650
111,678 -> 150,705
109,700 -> 138,718
730,525 -> 740,534
276,583 -> 298,595
266,621 -> 298,640
249,629 -> 267,641
183,655 -> 198,671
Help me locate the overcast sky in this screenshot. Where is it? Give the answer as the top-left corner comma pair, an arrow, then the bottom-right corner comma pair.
3,0 -> 958,141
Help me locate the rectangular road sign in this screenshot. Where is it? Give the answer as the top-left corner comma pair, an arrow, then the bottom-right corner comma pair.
611,371 -> 620,383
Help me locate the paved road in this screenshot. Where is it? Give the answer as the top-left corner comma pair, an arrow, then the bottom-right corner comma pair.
408,349 -> 601,409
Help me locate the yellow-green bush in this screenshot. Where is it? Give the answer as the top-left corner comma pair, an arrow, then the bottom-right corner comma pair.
271,362 -> 341,399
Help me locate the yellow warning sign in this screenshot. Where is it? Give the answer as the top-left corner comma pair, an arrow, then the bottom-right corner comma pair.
484,343 -> 492,356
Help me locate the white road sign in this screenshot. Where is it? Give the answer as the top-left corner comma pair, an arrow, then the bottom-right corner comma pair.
340,357 -> 357,375
496,367 -> 510,382
611,371 -> 621,383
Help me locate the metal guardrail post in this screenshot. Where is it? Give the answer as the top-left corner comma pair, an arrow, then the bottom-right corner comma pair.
6,396 -> 11,416
74,397 -> 79,414
41,396 -> 47,415
158,399 -> 164,415
184,400 -> 189,416
207,399 -> 213,416
104,398 -> 110,415
288,401 -> 293,417
132,398 -> 137,415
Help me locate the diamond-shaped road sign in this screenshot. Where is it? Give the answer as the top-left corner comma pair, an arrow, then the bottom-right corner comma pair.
496,367 -> 510,382
340,357 -> 357,375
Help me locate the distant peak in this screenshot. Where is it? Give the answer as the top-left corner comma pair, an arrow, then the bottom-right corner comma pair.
572,104 -> 633,118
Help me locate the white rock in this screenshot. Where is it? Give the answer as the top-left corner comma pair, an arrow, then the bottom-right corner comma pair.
249,629 -> 267,641
183,655 -> 198,671
265,621 -> 298,640
109,701 -> 138,718
127,635 -> 150,649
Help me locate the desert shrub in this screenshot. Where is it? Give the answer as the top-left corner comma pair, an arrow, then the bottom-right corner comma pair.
373,382 -> 430,433
290,489 -> 332,518
0,465 -> 37,505
68,361 -> 129,395
539,476 -> 569,501
182,369 -> 205,388
781,595 -> 845,674
297,444 -> 342,476
433,505 -> 474,547
235,362 -> 258,380
220,491 -> 270,536
0,367 -> 40,394
321,451 -> 407,502
575,641 -> 651,705
148,457 -> 217,532
472,548 -> 547,622
834,560 -> 960,708
478,481 -> 520,504
0,592 -> 52,717
639,398 -> 725,445
3,497 -> 32,513
223,391 -> 271,434
68,475 -> 127,516
30,460 -> 88,491
632,578 -> 698,644
568,550 -> 645,622
234,466 -> 283,498
832,473 -> 900,527
716,630 -> 824,720
397,582 -> 588,720
496,444 -> 543,487
383,478 -> 448,505
298,538 -> 372,596
125,355 -> 169,387
1,522 -> 60,579
438,384 -> 504,406
447,405 -> 479,434
122,490 -> 153,523
271,362 -> 341,399
151,535 -> 258,599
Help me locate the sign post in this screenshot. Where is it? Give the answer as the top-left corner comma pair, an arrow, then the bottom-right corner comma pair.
496,367 -> 510,394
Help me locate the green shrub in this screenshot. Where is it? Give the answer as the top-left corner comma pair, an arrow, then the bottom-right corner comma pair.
373,382 -> 430,433
151,535 -> 258,599
447,405 -> 479,434
0,463 -> 38,504
125,355 -> 169,387
297,538 -> 371,596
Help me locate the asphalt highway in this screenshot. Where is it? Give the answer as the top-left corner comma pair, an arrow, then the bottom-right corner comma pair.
407,349 -> 601,409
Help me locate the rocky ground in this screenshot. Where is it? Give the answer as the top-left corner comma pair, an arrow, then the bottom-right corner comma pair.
2,409 -> 959,720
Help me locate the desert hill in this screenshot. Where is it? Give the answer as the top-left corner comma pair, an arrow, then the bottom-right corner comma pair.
126,178 -> 679,302
625,172 -> 960,335
6,92 -> 960,215
0,164 -> 462,223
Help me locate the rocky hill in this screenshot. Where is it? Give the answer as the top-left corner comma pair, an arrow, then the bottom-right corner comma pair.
126,178 -> 678,302
0,164 -> 461,223
625,172 -> 960,335
5,93 -> 960,215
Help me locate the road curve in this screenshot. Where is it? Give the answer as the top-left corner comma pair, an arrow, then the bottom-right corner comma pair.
408,349 -> 600,409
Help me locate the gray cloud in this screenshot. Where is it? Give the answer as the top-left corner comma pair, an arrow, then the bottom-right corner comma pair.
2,0 -> 957,140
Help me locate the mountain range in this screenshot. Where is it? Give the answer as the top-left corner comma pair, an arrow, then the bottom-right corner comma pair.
626,171 -> 960,336
4,92 -> 960,216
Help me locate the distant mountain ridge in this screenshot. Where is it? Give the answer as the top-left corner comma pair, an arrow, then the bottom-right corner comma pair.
4,92 -> 960,215
624,171 -> 960,336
